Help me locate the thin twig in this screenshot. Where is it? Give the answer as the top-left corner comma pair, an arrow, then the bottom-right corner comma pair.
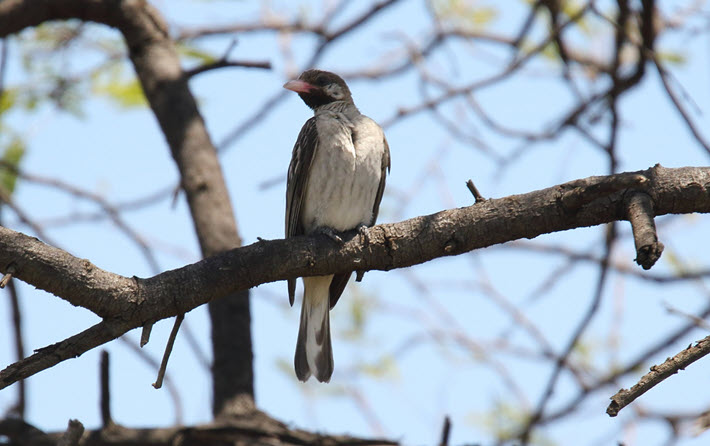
100,350 -> 112,428
607,335 -> 710,416
57,419 -> 84,446
153,314 -> 184,390
519,223 -> 616,443
118,336 -> 184,424
184,59 -> 271,78
465,179 -> 486,203
140,321 -> 154,347
0,263 -> 15,288
439,415 -> 451,446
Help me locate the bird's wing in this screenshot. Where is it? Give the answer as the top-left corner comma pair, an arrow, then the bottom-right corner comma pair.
286,117 -> 319,306
370,135 -> 391,225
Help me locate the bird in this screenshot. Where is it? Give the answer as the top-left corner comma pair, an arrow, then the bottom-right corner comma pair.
284,69 -> 390,383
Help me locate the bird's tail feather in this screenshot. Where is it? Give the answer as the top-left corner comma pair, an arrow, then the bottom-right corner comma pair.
295,275 -> 334,383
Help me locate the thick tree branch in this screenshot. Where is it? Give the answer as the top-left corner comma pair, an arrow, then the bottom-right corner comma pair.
2,414 -> 398,446
0,165 -> 708,389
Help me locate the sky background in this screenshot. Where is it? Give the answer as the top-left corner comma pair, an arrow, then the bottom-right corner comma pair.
1,1 -> 710,445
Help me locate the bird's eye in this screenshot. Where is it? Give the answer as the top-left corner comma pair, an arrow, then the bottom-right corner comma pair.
315,74 -> 328,86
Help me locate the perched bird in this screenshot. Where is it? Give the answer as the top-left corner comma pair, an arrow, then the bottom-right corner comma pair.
284,69 -> 390,383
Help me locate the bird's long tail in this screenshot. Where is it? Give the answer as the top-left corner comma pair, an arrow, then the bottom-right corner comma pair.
295,275 -> 334,382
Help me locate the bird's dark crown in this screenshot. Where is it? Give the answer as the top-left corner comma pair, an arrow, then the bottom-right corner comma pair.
288,69 -> 353,109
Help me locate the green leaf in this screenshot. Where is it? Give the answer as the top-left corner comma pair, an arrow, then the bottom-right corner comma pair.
360,355 -> 400,380
93,77 -> 147,108
0,88 -> 17,115
177,43 -> 217,64
0,139 -> 26,196
657,50 -> 687,66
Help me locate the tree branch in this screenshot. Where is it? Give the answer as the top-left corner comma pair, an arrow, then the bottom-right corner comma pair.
0,165 -> 708,389
607,335 -> 710,417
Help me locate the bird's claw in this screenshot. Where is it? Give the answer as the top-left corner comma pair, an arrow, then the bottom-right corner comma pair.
315,226 -> 343,244
357,224 -> 370,246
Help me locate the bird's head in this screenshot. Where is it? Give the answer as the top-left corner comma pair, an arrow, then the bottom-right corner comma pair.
283,69 -> 353,109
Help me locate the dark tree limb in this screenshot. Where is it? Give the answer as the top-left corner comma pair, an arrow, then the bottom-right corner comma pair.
2,414 -> 398,446
0,165 -> 708,390
607,335 -> 710,417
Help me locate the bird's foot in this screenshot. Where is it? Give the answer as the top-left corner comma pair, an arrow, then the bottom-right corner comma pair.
315,226 -> 343,244
357,224 -> 370,246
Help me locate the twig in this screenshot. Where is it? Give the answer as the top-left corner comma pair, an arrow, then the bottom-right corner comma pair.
625,192 -> 664,269
184,59 -> 271,78
664,303 -> 710,331
153,314 -> 184,389
465,179 -> 486,204
57,419 -> 84,446
607,335 -> 710,417
0,263 -> 15,288
653,58 -> 710,155
100,350 -> 112,428
519,223 -> 616,443
6,278 -> 26,419
118,336 -> 184,424
0,161 -> 163,273
140,321 -> 154,347
0,319 -> 130,391
0,38 -> 7,103
439,415 -> 451,446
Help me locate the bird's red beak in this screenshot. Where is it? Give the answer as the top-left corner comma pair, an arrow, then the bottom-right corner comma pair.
283,80 -> 316,93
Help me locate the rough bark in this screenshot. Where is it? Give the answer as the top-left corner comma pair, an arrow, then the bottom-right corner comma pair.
0,414 -> 398,446
1,165 -> 709,390
0,0 -> 254,415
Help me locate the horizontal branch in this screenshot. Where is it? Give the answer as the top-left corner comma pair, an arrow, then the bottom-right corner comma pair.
0,414 -> 398,446
0,165 -> 709,388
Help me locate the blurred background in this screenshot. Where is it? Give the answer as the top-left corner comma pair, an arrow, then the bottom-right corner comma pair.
1,1 -> 710,445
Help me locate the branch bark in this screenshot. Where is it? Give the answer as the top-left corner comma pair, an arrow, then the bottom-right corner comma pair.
1,165 -> 708,389
607,335 -> 710,417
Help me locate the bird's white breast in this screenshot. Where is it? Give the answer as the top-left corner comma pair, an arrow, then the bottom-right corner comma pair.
301,110 -> 384,233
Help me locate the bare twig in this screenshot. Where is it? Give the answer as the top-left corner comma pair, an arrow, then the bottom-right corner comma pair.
439,416 -> 451,446
0,262 -> 15,288
0,319 -> 131,390
100,350 -> 112,428
118,336 -> 184,424
664,303 -> 710,331
57,419 -> 84,446
153,314 -> 184,390
140,321 -> 154,347
465,179 -> 486,203
607,335 -> 710,417
184,59 -> 271,78
519,221 -> 617,443
625,192 -> 664,269
6,278 -> 26,419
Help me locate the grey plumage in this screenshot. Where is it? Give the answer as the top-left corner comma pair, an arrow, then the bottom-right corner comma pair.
284,70 -> 390,382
